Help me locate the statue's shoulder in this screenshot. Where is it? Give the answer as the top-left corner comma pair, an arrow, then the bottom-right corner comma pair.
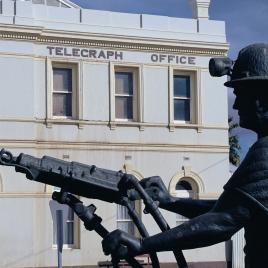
223,137 -> 268,213
224,137 -> 268,190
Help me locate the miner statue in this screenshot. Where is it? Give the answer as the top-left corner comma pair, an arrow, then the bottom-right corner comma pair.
1,43 -> 268,268
101,43 -> 268,268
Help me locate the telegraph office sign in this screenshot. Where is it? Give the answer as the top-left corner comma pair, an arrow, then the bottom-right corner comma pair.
46,46 -> 197,66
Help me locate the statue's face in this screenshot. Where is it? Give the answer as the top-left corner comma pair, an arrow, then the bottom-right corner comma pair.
233,85 -> 268,135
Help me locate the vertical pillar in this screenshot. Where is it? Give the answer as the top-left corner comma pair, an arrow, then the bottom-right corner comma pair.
232,228 -> 245,268
189,0 -> 211,19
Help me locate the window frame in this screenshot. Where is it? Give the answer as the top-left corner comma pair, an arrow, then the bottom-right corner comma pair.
114,70 -> 136,121
116,201 -> 141,238
169,68 -> 198,126
51,189 -> 80,250
110,64 -> 143,126
51,62 -> 78,119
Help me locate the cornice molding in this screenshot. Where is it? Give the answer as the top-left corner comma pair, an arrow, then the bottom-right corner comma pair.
0,25 -> 229,56
0,139 -> 229,153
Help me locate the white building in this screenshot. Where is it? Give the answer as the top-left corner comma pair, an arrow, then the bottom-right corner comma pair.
0,0 -> 230,267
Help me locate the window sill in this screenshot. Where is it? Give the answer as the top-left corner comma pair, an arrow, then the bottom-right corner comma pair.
169,123 -> 202,132
45,118 -> 84,129
41,118 -> 227,132
52,245 -> 80,250
109,120 -> 145,131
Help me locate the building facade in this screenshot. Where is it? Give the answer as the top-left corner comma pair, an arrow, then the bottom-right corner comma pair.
0,0 -> 230,267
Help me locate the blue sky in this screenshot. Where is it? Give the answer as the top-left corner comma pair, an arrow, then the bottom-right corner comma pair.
72,0 -> 267,159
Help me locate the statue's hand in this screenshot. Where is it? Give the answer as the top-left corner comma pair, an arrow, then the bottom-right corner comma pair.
139,176 -> 174,206
102,229 -> 142,259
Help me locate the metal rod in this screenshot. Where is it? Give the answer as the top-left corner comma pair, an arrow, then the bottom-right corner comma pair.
122,198 -> 160,268
123,175 -> 188,268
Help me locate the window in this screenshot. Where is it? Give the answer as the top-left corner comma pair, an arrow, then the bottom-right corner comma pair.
114,67 -> 139,121
173,75 -> 191,122
170,70 -> 196,125
53,205 -> 76,247
52,187 -> 79,249
52,64 -> 77,118
175,179 -> 195,226
117,202 -> 135,235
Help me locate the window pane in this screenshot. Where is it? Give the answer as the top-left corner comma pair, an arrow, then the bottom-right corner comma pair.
68,208 -> 74,221
117,222 -> 135,235
117,203 -> 135,236
174,99 -> 190,121
174,75 -> 190,97
53,68 -> 72,92
115,96 -> 133,119
115,72 -> 133,95
53,93 -> 72,116
65,222 -> 74,244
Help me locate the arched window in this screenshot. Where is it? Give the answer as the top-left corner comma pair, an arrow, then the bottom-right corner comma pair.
175,177 -> 198,225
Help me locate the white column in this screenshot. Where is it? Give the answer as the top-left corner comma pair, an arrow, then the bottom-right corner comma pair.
189,0 -> 211,19
232,229 -> 245,268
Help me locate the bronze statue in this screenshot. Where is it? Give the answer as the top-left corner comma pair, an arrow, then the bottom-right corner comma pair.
101,43 -> 268,268
1,43 -> 268,268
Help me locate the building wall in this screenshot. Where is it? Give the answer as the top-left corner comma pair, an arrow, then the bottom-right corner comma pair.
0,0 -> 230,267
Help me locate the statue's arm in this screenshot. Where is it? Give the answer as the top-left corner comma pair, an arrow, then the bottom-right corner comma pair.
138,176 -> 216,218
102,190 -> 251,257
140,190 -> 250,253
160,197 -> 216,218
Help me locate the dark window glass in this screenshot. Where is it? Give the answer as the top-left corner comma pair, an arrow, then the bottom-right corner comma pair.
115,72 -> 133,95
174,75 -> 190,98
52,205 -> 75,246
53,67 -> 73,117
174,99 -> 190,121
65,221 -> 74,244
176,180 -> 193,191
53,68 -> 72,92
53,93 -> 72,117
115,96 -> 133,119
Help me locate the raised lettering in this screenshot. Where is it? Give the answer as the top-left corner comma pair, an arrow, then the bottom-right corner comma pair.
89,50 -> 97,58
47,46 -> 55,55
72,48 -> 80,57
64,47 -> 72,56
55,47 -> 63,56
180,56 -> 187,64
188,57 -> 196,65
107,51 -> 114,59
159,54 -> 166,62
168,55 -> 175,63
98,50 -> 106,59
81,49 -> 89,57
115,51 -> 123,60
151,54 -> 158,62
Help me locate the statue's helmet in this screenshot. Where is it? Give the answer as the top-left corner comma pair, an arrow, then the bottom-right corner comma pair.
209,43 -> 268,88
